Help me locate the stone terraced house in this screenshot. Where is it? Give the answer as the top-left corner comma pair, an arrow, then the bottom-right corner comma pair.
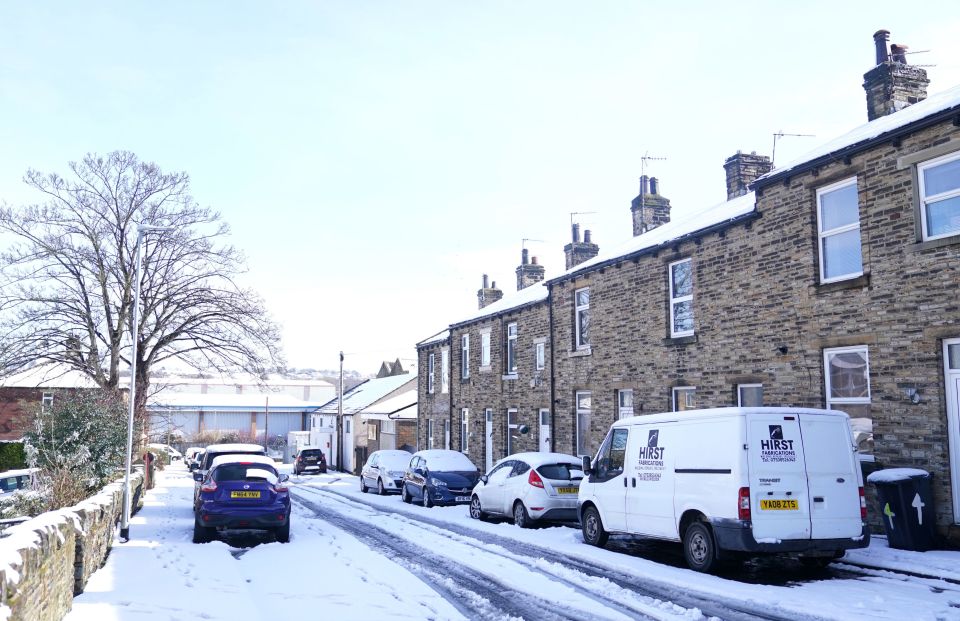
416,30 -> 960,540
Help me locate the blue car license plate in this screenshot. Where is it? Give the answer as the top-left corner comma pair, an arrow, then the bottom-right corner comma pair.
455,496 -> 469,502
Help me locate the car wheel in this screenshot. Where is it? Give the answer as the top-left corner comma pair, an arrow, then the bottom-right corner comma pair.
513,501 -> 531,528
377,479 -> 386,496
192,521 -> 215,544
421,486 -> 432,508
360,477 -> 368,493
469,495 -> 488,521
275,519 -> 290,544
581,506 -> 608,547
401,484 -> 412,504
683,522 -> 718,573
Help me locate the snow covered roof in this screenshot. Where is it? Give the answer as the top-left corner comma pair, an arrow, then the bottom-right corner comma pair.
549,191 -> 758,283
449,280 -> 549,327
360,388 -> 416,420
155,374 -> 333,389
758,83 -> 960,185
147,391 -> 321,412
0,364 -> 100,389
416,329 -> 450,348
319,373 -> 416,415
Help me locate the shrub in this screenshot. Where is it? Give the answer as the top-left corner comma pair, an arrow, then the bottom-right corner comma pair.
0,442 -> 26,471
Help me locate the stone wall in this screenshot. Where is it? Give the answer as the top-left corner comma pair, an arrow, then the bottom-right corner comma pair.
417,336 -> 451,451
0,472 -> 144,621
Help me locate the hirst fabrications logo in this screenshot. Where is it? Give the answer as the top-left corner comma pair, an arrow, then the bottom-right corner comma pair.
638,429 -> 663,460
769,425 -> 783,440
761,424 -> 795,453
648,429 -> 659,447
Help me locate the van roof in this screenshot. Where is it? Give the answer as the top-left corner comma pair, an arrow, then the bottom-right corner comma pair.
203,443 -> 266,454
611,406 -> 849,428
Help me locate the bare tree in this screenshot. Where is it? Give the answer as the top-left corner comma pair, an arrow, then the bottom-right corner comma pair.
0,151 -> 284,417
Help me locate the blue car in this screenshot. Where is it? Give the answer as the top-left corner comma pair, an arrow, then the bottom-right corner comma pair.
193,455 -> 291,543
401,449 -> 480,508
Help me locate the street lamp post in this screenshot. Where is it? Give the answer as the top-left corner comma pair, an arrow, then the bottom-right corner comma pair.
120,224 -> 174,542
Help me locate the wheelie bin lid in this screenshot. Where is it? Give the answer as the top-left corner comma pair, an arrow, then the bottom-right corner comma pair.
867,467 -> 930,484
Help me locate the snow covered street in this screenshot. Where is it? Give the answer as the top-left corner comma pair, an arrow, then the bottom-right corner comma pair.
64,465 -> 960,621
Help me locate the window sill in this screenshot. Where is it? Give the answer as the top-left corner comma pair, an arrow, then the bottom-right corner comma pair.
502,373 -> 518,381
479,365 -> 492,373
907,235 -> 960,253
663,335 -> 697,347
459,377 -> 470,384
569,347 -> 592,358
817,273 -> 870,294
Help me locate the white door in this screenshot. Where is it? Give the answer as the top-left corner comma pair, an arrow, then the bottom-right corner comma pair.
539,409 -> 551,452
343,417 -> 354,473
799,414 -> 862,539
747,413 -> 811,541
485,409 -> 494,472
625,424 -> 675,538
589,427 -> 629,533
945,339 -> 960,523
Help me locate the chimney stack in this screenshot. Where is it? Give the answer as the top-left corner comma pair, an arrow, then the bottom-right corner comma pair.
516,247 -> 545,290
564,225 -> 599,269
478,274 -> 503,309
631,175 -> 671,236
863,29 -> 929,121
723,151 -> 773,199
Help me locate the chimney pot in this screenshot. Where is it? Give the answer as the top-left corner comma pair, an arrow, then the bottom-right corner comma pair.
584,229 -> 592,243
571,222 -> 580,243
649,177 -> 659,195
482,274 -> 489,288
890,43 -> 909,64
873,29 -> 890,64
521,248 -> 529,265
491,280 -> 496,289
531,256 -> 538,265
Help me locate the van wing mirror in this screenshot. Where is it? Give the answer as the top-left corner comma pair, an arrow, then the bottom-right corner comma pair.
581,455 -> 592,476
480,474 -> 488,484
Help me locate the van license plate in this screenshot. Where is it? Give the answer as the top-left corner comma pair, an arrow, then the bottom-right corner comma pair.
760,499 -> 798,510
230,491 -> 261,499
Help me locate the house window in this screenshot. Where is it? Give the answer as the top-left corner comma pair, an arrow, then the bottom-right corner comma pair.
672,386 -> 696,412
918,151 -> 960,241
441,348 -> 449,394
535,342 -> 545,371
617,389 -> 634,419
575,391 -> 593,456
817,178 -> 862,282
481,331 -> 491,367
460,408 -> 469,452
41,392 -> 54,408
669,259 -> 694,337
737,384 -> 763,407
428,353 -> 435,394
506,322 -> 518,374
575,287 -> 590,348
824,346 -> 872,456
367,423 -> 378,441
505,408 -> 518,456
427,419 -> 434,450
461,334 -> 470,379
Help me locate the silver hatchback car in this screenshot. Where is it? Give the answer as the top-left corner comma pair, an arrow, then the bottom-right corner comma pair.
470,452 -> 583,528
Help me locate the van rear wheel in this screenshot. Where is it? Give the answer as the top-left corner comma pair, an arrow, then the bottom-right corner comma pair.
683,522 -> 718,573
581,506 -> 608,547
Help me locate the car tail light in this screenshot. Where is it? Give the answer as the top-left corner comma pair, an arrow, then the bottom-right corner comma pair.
274,482 -> 288,493
859,486 -> 867,520
738,487 -> 751,521
200,480 -> 217,493
528,469 -> 544,489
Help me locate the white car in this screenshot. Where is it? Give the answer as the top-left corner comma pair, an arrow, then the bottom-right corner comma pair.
360,449 -> 412,495
147,443 -> 182,462
470,452 -> 583,528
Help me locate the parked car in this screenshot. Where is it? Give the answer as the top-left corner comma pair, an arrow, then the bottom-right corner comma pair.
0,468 -> 37,494
360,449 -> 411,495
184,447 -> 204,470
470,452 -> 583,528
192,454 -> 290,543
578,407 -> 869,573
193,443 -> 267,509
293,447 -> 327,475
401,449 -> 479,507
147,443 -> 182,463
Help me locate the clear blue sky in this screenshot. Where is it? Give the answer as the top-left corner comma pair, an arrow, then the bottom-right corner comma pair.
2,2 -> 958,374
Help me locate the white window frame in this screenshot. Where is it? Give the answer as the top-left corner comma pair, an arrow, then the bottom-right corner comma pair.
461,334 -> 470,380
535,341 -> 545,371
575,390 -> 592,456
575,287 -> 590,349
737,383 -> 763,407
824,345 -> 872,459
918,151 -> 960,241
816,177 -> 862,283
460,408 -> 469,452
480,331 -> 491,368
672,386 -> 696,412
441,348 -> 449,394
427,353 -> 435,394
506,322 -> 518,374
617,389 -> 634,419
41,392 -> 54,408
669,258 -> 694,338
506,408 -> 518,456
427,419 -> 434,450
444,419 -> 450,450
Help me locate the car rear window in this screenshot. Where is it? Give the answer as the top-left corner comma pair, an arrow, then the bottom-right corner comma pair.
301,450 -> 322,457
537,463 -> 584,481
214,464 -> 278,483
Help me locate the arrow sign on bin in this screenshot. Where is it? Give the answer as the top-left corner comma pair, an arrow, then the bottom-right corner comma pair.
911,493 -> 925,525
883,502 -> 896,530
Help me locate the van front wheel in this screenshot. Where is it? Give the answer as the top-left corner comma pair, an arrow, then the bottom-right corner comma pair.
683,522 -> 718,573
581,506 -> 608,547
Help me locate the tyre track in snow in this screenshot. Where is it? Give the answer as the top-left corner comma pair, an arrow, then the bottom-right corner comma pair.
292,484 -> 794,621
291,488 -> 642,621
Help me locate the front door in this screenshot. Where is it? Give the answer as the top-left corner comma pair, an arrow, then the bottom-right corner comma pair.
485,409 -> 494,472
945,339 -> 960,523
539,409 -> 551,452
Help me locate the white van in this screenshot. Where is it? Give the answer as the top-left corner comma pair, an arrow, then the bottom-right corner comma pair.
578,407 -> 869,572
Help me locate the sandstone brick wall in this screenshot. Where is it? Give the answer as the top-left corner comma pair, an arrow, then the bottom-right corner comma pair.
0,472 -> 144,621
417,337 -> 450,451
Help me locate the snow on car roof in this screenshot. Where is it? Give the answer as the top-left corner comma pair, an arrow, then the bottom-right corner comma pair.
414,449 -> 478,471
203,443 -> 266,454
210,454 -> 277,469
373,450 -> 413,466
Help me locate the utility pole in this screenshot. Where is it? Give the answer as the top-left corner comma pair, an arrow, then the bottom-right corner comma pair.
338,351 -> 344,472
638,152 -> 666,234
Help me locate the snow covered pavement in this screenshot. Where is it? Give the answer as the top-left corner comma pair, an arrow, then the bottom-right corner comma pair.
64,465 -> 960,621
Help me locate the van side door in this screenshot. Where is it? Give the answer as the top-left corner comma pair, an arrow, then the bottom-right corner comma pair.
798,413 -> 863,539
747,413 -> 812,541
588,427 -> 630,533
625,424 -> 676,539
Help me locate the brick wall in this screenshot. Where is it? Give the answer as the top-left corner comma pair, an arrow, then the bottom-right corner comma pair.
417,337 -> 450,452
